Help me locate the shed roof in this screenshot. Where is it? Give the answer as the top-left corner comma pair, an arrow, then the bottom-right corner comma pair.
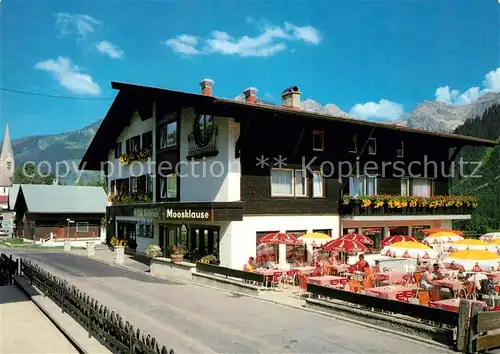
18,184 -> 108,214
8,184 -> 20,210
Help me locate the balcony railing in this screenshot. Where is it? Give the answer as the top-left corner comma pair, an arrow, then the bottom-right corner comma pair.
186,129 -> 218,160
109,192 -> 152,205
118,148 -> 152,165
341,194 -> 478,217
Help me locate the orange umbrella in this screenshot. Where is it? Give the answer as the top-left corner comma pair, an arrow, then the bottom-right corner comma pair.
420,228 -> 463,236
322,238 -> 368,253
340,233 -> 374,245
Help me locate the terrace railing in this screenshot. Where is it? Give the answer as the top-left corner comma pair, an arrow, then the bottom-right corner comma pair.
195,262 -> 266,284
19,259 -> 175,354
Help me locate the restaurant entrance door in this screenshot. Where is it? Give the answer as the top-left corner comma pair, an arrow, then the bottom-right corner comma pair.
158,224 -> 220,261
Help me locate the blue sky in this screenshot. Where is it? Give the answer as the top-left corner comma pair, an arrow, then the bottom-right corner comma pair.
1,0 -> 499,139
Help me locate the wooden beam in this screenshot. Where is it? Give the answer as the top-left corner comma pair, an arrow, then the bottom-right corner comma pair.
292,127 -> 306,159
235,118 -> 251,158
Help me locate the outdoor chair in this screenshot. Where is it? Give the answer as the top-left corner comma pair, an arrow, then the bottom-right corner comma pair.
416,290 -> 430,306
270,271 -> 284,291
296,273 -> 309,299
349,279 -> 360,293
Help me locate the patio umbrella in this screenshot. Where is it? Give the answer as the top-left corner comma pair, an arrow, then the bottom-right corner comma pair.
444,249 -> 500,272
380,235 -> 418,246
322,238 -> 368,253
423,231 -> 463,245
447,239 -> 495,252
257,232 -> 300,269
340,233 -> 374,245
480,232 -> 500,242
298,232 -> 332,246
380,241 -> 437,259
421,228 -> 464,236
257,232 -> 300,245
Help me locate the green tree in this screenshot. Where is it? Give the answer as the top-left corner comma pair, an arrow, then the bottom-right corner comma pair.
10,163 -> 57,185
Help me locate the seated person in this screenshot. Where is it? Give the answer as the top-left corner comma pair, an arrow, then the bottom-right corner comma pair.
243,256 -> 256,271
326,253 -> 339,266
420,263 -> 443,290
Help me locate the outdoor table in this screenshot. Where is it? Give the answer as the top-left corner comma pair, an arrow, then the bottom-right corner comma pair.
254,269 -> 283,277
366,284 -> 416,300
374,272 -> 408,284
332,264 -> 350,273
431,298 -> 487,312
433,279 -> 464,291
307,275 -> 348,287
292,266 -> 316,274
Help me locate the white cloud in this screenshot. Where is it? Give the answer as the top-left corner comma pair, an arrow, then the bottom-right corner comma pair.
435,67 -> 500,105
350,99 -> 405,120
96,40 -> 124,59
165,21 -> 321,57
55,13 -> 101,41
165,35 -> 202,55
34,57 -> 100,95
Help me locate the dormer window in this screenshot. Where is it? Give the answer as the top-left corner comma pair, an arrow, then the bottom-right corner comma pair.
349,135 -> 358,154
397,141 -> 404,158
368,138 -> 377,155
312,130 -> 324,152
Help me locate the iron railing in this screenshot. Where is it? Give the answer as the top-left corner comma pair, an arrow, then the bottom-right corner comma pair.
20,259 -> 175,354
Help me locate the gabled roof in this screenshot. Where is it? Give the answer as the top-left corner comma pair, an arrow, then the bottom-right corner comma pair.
80,81 -> 499,170
16,184 -> 108,214
8,184 -> 19,210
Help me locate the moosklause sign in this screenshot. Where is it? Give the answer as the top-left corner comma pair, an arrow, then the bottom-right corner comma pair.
160,208 -> 212,221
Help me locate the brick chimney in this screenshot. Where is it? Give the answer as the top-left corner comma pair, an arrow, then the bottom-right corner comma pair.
243,87 -> 258,104
199,78 -> 215,96
281,86 -> 301,109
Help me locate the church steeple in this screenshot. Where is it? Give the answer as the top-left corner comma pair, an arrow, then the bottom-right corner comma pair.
0,123 -> 13,160
0,123 -> 14,187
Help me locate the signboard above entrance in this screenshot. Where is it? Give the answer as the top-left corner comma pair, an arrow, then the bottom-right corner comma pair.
134,208 -> 159,219
159,208 -> 212,221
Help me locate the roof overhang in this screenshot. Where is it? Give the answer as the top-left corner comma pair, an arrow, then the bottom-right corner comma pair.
79,81 -> 498,171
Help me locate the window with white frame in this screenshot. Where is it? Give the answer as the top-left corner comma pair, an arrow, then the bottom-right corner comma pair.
312,130 -> 324,152
76,222 -> 89,233
270,169 -> 308,197
312,171 -> 325,198
295,170 -> 307,196
411,178 -> 432,197
348,176 -> 377,196
368,138 -> 377,155
401,178 -> 409,196
397,141 -> 404,158
160,174 -> 177,199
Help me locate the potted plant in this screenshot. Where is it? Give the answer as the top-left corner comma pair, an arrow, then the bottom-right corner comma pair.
145,244 -> 163,259
199,254 -> 220,265
170,244 -> 186,263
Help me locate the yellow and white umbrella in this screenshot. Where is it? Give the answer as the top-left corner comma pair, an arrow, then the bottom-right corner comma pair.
298,232 -> 332,246
423,231 -> 463,245
443,249 -> 500,272
380,241 -> 437,259
480,233 -> 500,242
447,239 -> 496,252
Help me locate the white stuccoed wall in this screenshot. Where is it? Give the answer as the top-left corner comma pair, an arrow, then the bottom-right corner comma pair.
179,109 -> 241,202
107,111 -> 155,193
219,215 -> 341,269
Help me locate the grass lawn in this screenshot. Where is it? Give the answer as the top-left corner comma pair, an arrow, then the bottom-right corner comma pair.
0,238 -> 83,250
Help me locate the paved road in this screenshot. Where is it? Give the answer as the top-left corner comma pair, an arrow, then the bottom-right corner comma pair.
11,251 -> 450,353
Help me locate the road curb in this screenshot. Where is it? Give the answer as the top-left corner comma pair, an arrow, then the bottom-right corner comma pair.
13,276 -> 111,354
67,252 -> 454,351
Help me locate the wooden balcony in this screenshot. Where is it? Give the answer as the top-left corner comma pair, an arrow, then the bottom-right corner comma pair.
341,195 -> 478,217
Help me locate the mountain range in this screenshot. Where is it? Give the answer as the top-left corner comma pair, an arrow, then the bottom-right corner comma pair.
9,92 -> 500,184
